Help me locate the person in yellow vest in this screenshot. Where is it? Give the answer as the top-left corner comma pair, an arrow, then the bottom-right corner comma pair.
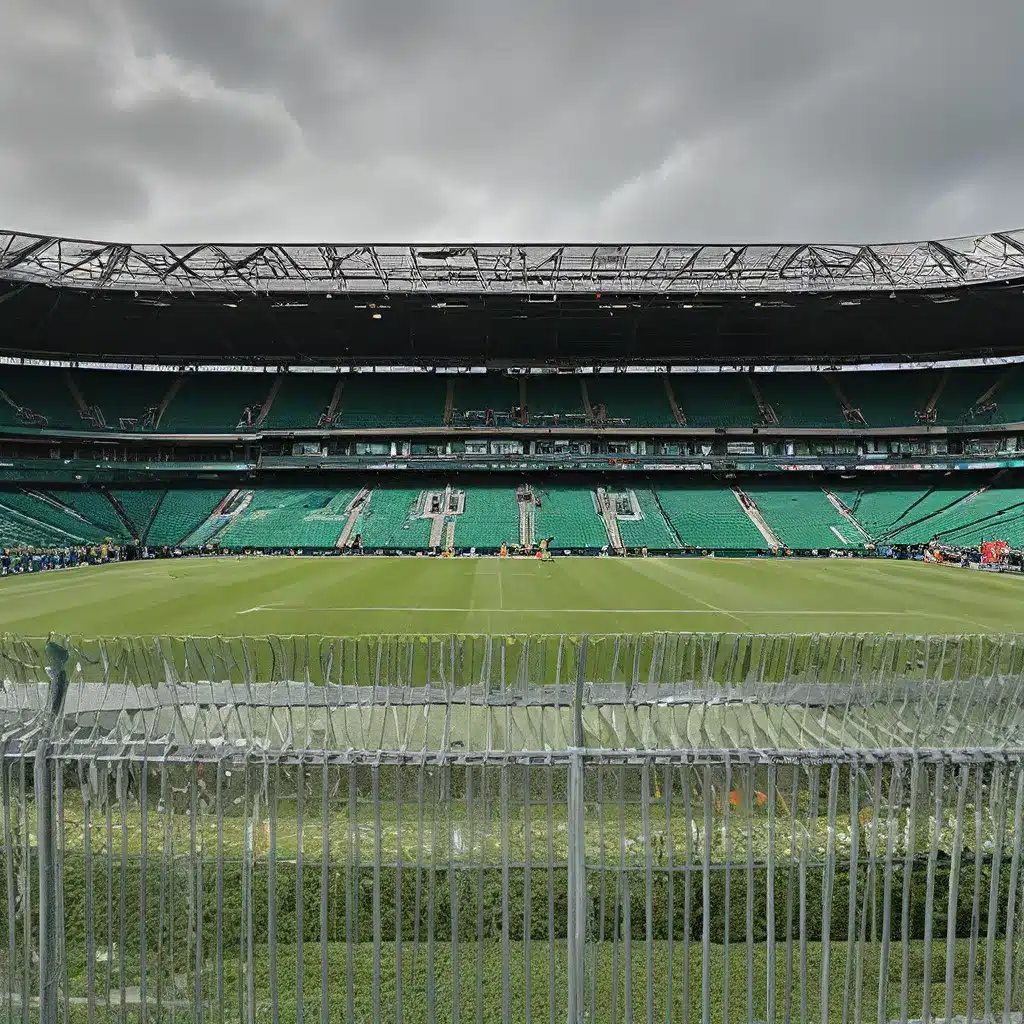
500,541 -> 508,558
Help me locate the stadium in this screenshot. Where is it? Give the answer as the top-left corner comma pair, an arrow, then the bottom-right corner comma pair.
2,225 -> 1024,1022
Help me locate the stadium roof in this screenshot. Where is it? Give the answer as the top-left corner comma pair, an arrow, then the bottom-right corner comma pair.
4,226 -> 1024,295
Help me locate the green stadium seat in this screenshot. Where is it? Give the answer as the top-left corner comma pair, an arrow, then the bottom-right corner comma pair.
46,491 -> 130,541
355,489 -> 434,549
532,486 -> 609,549
214,489 -> 357,549
744,487 -> 858,549
616,489 -> 681,549
670,375 -> 761,428
262,374 -> 342,429
451,375 -> 521,427
75,370 -> 172,430
111,491 -> 165,537
585,376 -> 677,428
656,485 -> 767,550
160,375 -> 270,432
524,377 -> 588,426
0,368 -> 81,431
453,487 -> 519,549
0,491 -> 111,543
340,375 -> 444,428
753,375 -> 847,428
146,490 -> 228,547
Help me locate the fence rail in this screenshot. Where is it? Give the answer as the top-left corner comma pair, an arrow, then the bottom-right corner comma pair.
2,631 -> 1024,1022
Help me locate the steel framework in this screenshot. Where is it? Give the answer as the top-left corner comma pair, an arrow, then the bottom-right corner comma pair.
2,630 -> 1024,1023
3,228 -> 1024,295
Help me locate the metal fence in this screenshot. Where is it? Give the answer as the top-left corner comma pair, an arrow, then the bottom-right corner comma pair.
2,631 -> 1024,1023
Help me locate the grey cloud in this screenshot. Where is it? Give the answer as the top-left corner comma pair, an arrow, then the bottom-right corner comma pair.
0,0 -> 1023,242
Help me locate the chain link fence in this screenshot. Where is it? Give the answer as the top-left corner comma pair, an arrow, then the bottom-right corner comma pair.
2,631 -> 1024,1023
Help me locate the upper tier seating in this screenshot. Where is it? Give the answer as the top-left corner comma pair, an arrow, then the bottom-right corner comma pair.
451,375 -> 521,427
532,486 -> 608,549
655,485 -> 767,549
0,368 -> 81,430
753,375 -> 847,428
670,375 -> 761,428
744,487 -> 857,549
585,377 -> 677,428
1,364 -> 1024,432
261,374 -> 341,429
524,377 -> 588,427
75,370 -> 172,430
160,376 -> 269,432
453,488 -> 519,550
339,375 -> 443,428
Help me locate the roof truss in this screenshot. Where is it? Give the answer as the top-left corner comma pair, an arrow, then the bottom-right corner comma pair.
2,228 -> 1024,295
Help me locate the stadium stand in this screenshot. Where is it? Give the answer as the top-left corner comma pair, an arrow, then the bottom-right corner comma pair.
111,491 -> 165,538
744,486 -> 858,549
0,368 -> 82,431
886,487 -> 1024,545
451,374 -> 521,426
753,375 -> 847,428
159,375 -> 269,432
215,489 -> 358,549
532,486 -> 608,549
145,490 -> 228,547
656,485 -> 768,550
49,491 -> 130,541
832,486 -> 974,540
669,374 -> 761,427
355,488 -> 434,549
616,489 -> 681,549
524,376 -> 588,426
584,376 -> 677,427
260,373 -> 341,429
340,375 -> 443,427
0,491 -> 110,543
75,369 -> 173,430
452,487 -> 519,550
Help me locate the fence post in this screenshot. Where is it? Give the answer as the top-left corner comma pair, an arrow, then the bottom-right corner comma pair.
567,635 -> 589,1024
36,641 -> 69,1024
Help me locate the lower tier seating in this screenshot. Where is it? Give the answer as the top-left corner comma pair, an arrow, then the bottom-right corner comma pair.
453,488 -> 520,550
532,486 -> 609,549
354,489 -> 434,549
6,480 -> 1024,553
215,489 -> 357,549
656,486 -> 768,550
616,490 -> 680,549
744,487 -> 857,549
145,491 -> 229,547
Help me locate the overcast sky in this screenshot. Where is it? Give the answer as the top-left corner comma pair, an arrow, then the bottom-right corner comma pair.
0,1 -> 1022,244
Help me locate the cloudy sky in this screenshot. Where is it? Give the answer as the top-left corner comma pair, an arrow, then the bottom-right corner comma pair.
0,1 -> 1022,244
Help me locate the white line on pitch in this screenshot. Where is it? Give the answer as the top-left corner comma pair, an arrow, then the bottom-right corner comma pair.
235,605 -> 994,617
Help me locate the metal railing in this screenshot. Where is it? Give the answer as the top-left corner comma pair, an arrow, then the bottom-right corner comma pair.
2,631 -> 1024,1023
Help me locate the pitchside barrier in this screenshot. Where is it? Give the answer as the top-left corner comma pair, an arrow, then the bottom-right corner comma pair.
2,633 -> 1024,1023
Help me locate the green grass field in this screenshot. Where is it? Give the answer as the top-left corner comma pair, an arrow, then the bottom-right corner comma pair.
0,555 -> 1021,637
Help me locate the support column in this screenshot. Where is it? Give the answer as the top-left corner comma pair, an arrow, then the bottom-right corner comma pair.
567,635 -> 588,1024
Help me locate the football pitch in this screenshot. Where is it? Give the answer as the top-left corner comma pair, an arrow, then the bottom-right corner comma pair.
0,554 -> 1021,637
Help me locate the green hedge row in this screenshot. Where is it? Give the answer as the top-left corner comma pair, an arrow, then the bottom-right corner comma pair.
21,854 -> 1016,949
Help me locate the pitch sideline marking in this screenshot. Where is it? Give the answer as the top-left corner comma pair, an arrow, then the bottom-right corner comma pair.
235,605 -> 998,625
